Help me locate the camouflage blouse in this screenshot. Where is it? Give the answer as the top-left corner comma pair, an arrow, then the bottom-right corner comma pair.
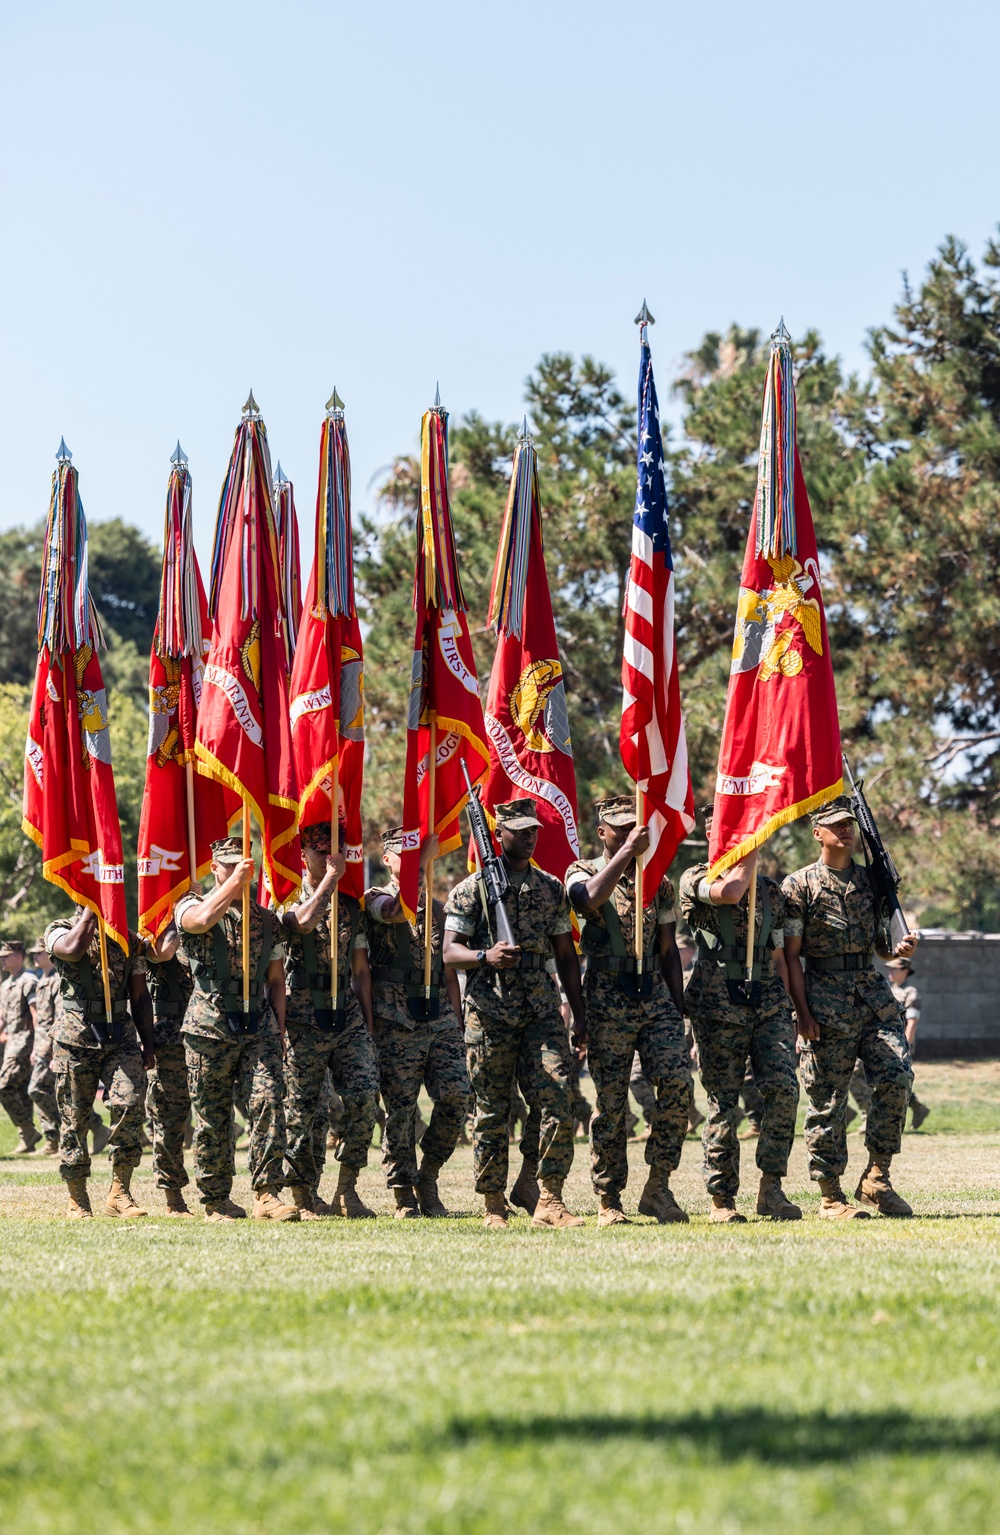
44,920 -> 144,1050
564,855 -> 676,959
445,864 -> 572,1022
365,880 -> 455,1032
283,878 -> 365,1030
175,892 -> 284,1042
679,864 -> 788,1019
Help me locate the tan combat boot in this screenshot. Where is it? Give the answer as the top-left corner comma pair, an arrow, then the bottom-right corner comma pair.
597,1193 -> 630,1227
483,1190 -> 510,1229
756,1173 -> 803,1221
311,1189 -> 335,1217
106,1167 -> 148,1218
910,1099 -> 931,1131
205,1200 -> 245,1222
287,1186 -> 321,1220
416,1157 -> 448,1217
532,1177 -> 585,1228
638,1171 -> 690,1224
855,1157 -> 913,1217
164,1188 -> 194,1217
253,1189 -> 300,1222
709,1195 -> 747,1224
393,1186 -> 421,1219
818,1176 -> 871,1219
14,1127 -> 41,1154
40,1134 -> 60,1156
687,1106 -> 706,1134
66,1176 -> 93,1219
508,1158 -> 540,1216
330,1165 -> 376,1219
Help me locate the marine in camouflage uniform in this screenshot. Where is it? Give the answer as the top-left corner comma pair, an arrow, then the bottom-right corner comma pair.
280,823 -> 378,1220
46,908 -> 155,1218
444,798 -> 586,1229
888,959 -> 929,1128
174,837 -> 298,1222
783,796 -> 918,1218
679,807 -> 800,1223
366,827 -> 470,1219
567,796 -> 692,1226
0,941 -> 39,1152
27,941 -> 62,1153
145,942 -> 194,1215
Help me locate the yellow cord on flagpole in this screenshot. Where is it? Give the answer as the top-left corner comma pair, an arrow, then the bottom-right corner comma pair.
97,916 -> 113,1026
331,749 -> 339,1016
635,785 -> 645,972
423,718 -> 437,1000
242,805 -> 251,1016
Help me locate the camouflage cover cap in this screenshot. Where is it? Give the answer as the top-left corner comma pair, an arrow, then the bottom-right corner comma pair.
495,798 -> 542,830
699,803 -> 715,823
211,836 -> 245,861
27,937 -> 45,954
810,795 -> 858,828
301,822 -> 332,853
886,957 -> 914,975
594,795 -> 636,828
0,940 -> 25,957
380,826 -> 404,854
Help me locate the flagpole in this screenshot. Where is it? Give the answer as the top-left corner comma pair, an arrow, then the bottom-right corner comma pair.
97,916 -> 113,1026
184,761 -> 198,892
635,785 -> 644,970
331,746 -> 339,1016
242,805 -> 251,1016
744,848 -> 760,983
423,718 -> 437,1000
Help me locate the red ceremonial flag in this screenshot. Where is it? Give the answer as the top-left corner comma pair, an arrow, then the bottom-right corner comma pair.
22,441 -> 129,950
398,398 -> 489,920
620,313 -> 695,902
479,427 -> 579,880
195,394 -> 302,906
708,323 -> 842,876
137,446 -> 229,938
274,461 -> 302,656
289,394 -> 365,900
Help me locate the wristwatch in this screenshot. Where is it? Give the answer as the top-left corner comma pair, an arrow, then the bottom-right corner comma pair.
476,949 -> 487,966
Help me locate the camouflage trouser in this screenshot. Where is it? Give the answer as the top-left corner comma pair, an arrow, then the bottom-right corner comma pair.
465,999 -> 575,1194
692,1010 -> 799,1198
588,1001 -> 691,1196
0,1032 -> 35,1136
52,1038 -> 146,1180
184,1025 -> 287,1205
568,1051 -> 590,1125
849,1059 -> 873,1114
283,1013 -> 379,1187
146,1033 -> 191,1190
741,1062 -> 766,1127
374,1016 -> 471,1187
800,1013 -> 913,1180
628,1051 -> 658,1125
27,1033 -> 59,1138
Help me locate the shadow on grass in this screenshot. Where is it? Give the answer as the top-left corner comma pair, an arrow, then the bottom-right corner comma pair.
435,1407 -> 1000,1463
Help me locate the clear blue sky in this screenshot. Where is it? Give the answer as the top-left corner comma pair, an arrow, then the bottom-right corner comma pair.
2,1 -> 998,566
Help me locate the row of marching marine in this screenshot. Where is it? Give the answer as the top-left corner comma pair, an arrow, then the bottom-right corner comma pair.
20,309 -> 919,1226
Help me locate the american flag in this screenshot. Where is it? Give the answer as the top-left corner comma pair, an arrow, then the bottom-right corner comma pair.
619,329 -> 695,902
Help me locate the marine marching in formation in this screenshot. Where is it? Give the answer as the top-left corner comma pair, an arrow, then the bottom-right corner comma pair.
6,307 -> 923,1226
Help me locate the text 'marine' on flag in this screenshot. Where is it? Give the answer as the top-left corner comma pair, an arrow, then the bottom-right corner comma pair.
619,331 -> 695,902
137,454 -> 227,938
399,402 -> 489,921
289,405 -> 365,900
22,449 -> 129,950
195,401 -> 302,906
479,432 -> 579,881
707,326 -> 842,877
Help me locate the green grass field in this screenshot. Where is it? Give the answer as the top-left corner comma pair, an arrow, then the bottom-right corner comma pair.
1,1061 -> 999,1535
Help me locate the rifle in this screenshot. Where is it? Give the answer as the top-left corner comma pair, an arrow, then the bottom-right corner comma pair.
460,760 -> 517,949
842,756 -> 910,952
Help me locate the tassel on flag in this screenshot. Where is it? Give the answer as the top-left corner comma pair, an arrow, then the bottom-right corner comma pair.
399,392 -> 489,923
708,320 -> 842,877
479,422 -> 579,881
289,391 -> 365,899
137,446 -> 228,938
274,461 -> 302,660
195,393 -> 301,906
620,304 -> 695,904
22,441 -> 129,952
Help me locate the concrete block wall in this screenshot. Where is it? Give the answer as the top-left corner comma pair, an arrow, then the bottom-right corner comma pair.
907,932 -> 1000,1057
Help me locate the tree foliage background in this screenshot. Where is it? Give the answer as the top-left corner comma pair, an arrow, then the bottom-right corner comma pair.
1,233 -> 998,938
